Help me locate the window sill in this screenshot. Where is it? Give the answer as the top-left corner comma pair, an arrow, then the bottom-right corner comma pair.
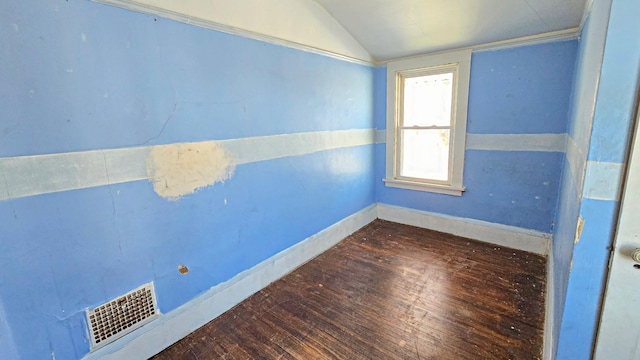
383,178 -> 465,196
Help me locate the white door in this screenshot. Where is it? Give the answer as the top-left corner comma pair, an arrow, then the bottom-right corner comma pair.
594,109 -> 640,359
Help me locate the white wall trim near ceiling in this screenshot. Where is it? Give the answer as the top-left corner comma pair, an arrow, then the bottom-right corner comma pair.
93,0 -> 580,68
472,27 -> 579,53
377,28 -> 580,65
91,0 -> 375,66
579,0 -> 596,31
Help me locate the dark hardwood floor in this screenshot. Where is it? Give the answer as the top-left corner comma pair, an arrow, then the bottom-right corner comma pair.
152,220 -> 546,359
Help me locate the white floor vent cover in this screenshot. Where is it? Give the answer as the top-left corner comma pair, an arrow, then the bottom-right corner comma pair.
86,282 -> 159,350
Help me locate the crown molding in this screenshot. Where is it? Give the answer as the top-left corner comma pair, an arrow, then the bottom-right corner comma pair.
378,28 -> 580,66
92,0 -> 375,66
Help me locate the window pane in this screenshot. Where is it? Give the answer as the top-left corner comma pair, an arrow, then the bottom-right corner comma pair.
403,72 -> 453,127
400,129 -> 450,181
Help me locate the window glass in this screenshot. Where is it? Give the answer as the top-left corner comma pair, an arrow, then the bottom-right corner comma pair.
402,72 -> 453,128
400,129 -> 450,181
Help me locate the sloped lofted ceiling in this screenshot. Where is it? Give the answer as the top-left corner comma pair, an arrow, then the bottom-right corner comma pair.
315,0 -> 588,61
97,0 -> 374,61
97,0 -> 589,63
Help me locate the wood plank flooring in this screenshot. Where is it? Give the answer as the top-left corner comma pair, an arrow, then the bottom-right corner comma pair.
152,220 -> 546,359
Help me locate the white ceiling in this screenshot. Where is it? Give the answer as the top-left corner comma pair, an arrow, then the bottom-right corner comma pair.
314,0 -> 588,61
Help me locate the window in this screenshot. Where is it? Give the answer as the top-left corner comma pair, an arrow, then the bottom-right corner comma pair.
384,50 -> 471,196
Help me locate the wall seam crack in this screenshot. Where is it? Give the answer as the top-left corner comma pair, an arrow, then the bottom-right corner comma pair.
140,102 -> 177,146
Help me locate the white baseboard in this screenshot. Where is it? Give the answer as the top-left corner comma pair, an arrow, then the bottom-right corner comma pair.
376,203 -> 551,255
544,248 -> 555,360
84,202 -> 551,359
83,204 -> 377,360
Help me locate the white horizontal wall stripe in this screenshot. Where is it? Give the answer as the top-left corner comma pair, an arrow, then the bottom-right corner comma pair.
0,129 -> 375,201
0,147 -> 150,202
583,161 -> 624,201
465,133 -> 567,152
566,135 -> 587,192
374,131 -> 568,153
220,129 -> 374,165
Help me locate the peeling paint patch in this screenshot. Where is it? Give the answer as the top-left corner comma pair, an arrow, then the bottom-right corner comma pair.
146,141 -> 235,201
574,216 -> 585,244
178,264 -> 189,275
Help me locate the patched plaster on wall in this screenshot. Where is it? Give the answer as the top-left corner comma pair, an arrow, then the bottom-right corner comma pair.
146,141 -> 235,200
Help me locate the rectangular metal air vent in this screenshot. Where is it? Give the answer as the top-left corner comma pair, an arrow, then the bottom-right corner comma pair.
87,282 -> 159,350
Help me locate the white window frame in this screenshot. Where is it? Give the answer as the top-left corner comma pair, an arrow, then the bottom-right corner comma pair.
384,50 -> 471,196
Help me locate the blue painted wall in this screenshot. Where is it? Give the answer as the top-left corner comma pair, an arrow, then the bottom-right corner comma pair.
557,0 -> 640,357
557,199 -> 618,359
466,44 -> 576,135
1,3 -> 373,158
376,41 -> 578,233
0,301 -> 18,360
552,0 -> 612,356
2,0 -> 635,359
0,1 -> 375,359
